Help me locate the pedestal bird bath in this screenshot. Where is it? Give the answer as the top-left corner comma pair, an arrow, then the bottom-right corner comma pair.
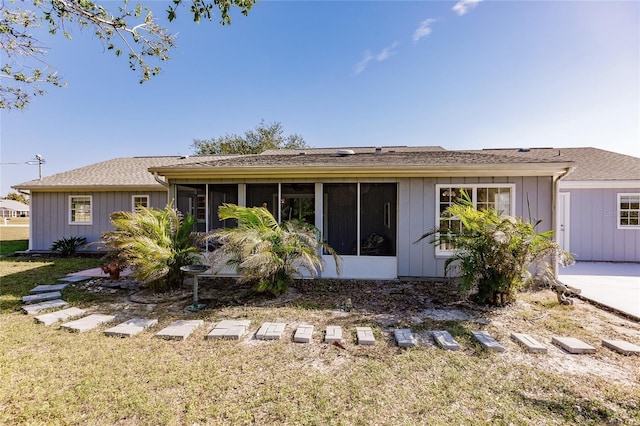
180,264 -> 209,312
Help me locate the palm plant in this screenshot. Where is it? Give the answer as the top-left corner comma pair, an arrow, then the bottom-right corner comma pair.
50,236 -> 87,257
206,203 -> 341,296
99,202 -> 200,291
417,191 -> 573,305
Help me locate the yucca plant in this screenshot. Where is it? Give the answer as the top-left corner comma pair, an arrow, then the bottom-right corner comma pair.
417,191 -> 573,305
206,203 -> 341,296
50,236 -> 87,257
99,202 -> 200,291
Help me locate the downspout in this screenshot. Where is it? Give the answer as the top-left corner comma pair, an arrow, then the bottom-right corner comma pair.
153,172 -> 170,188
552,166 -> 575,278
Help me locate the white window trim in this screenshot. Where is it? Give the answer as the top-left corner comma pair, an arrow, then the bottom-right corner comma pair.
68,195 -> 93,225
132,195 -> 150,212
435,184 -> 516,256
617,193 -> 640,230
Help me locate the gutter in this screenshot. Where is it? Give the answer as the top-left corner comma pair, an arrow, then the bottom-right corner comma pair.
552,166 -> 576,278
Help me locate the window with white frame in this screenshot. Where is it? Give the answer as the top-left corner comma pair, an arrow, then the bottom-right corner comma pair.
618,193 -> 640,229
436,184 -> 515,253
69,196 -> 92,225
132,195 -> 149,212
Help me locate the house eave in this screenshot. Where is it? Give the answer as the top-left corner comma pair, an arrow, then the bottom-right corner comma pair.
559,180 -> 640,189
11,184 -> 168,193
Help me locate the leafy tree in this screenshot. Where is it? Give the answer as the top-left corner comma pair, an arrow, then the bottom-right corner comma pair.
417,192 -> 573,305
206,203 -> 341,295
192,120 -> 309,155
4,192 -> 29,204
1,0 -> 256,109
99,202 -> 200,291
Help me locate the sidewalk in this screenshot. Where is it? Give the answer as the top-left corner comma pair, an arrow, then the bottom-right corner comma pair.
558,262 -> 640,320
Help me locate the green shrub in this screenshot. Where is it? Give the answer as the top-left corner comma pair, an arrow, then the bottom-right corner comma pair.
50,236 -> 87,257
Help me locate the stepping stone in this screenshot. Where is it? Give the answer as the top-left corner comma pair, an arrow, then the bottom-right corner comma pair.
394,329 -> 417,348
552,336 -> 596,354
356,327 -> 375,345
256,322 -> 287,340
58,275 -> 92,283
30,284 -> 69,294
293,324 -> 314,343
472,331 -> 505,352
510,333 -> 547,354
601,339 -> 640,356
35,307 -> 86,326
61,314 -> 116,333
155,320 -> 204,340
104,318 -> 158,337
22,299 -> 68,314
324,326 -> 343,343
431,330 -> 461,351
22,291 -> 62,304
207,320 -> 251,340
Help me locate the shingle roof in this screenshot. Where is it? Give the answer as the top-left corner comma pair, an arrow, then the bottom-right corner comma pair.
12,155 -> 230,190
477,148 -> 640,181
260,146 -> 446,155
0,200 -> 29,211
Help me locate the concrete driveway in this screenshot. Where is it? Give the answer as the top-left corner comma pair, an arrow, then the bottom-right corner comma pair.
558,262 -> 640,320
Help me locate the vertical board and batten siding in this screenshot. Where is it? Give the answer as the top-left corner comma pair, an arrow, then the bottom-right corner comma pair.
30,191 -> 168,250
398,176 -> 554,278
564,188 -> 639,262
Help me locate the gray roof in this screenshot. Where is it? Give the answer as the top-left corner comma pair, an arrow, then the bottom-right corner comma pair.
12,155 -> 229,191
0,200 -> 29,211
477,148 -> 640,181
260,146 -> 446,155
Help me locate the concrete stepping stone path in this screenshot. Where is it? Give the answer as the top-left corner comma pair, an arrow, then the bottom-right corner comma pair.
356,327 -> 375,345
552,336 -> 596,354
207,320 -> 251,340
30,284 -> 69,294
155,320 -> 204,340
61,314 -> 116,333
472,331 -> 505,352
22,291 -> 62,304
35,307 -> 86,326
58,275 -> 92,283
431,330 -> 461,351
256,322 -> 287,340
293,324 -> 314,343
22,299 -> 68,314
394,329 -> 417,348
601,339 -> 640,356
510,333 -> 547,354
324,326 -> 343,343
104,318 -> 158,337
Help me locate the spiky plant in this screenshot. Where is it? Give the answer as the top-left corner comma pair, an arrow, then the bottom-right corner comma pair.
100,202 -> 200,291
207,203 -> 341,296
50,236 -> 87,257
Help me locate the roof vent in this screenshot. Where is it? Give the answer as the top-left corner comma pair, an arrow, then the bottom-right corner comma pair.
336,149 -> 355,157
298,151 -> 306,156
375,147 -> 382,154
518,148 -> 530,153
179,155 -> 189,159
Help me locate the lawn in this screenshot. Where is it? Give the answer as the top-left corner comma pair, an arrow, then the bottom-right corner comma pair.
1,257 -> 639,425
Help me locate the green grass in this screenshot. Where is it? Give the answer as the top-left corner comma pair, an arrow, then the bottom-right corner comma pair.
0,240 -> 28,255
0,258 -> 639,425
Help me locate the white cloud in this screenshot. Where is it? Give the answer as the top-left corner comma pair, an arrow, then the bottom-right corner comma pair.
452,0 -> 482,16
413,18 -> 436,43
354,42 -> 399,75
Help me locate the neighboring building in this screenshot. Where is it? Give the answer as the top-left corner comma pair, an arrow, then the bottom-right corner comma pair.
0,199 -> 30,217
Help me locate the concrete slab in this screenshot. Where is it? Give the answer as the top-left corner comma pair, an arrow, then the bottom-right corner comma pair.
356,327 -> 375,345
394,329 -> 417,348
472,331 -> 505,352
552,336 -> 596,354
35,307 -> 85,326
293,324 -> 314,343
324,326 -> 343,343
431,330 -> 461,351
155,320 -> 204,340
61,314 -> 116,333
22,291 -> 62,304
256,322 -> 286,340
30,284 -> 69,294
511,333 -> 548,353
207,320 -> 251,340
22,299 -> 68,314
58,276 -> 92,283
601,339 -> 640,356
104,318 -> 158,337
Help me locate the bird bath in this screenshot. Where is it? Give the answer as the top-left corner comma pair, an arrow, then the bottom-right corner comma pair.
180,264 -> 209,312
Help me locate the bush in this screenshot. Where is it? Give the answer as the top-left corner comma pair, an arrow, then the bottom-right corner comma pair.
50,236 -> 87,257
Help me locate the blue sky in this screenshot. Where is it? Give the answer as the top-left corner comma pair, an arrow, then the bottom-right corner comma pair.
1,0 -> 638,196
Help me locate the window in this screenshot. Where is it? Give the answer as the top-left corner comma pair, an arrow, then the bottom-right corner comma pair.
618,193 -> 640,229
436,184 -> 515,254
132,195 -> 149,212
209,184 -> 238,230
69,196 -> 92,225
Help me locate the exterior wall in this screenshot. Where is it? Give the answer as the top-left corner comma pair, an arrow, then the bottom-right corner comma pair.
562,187 -> 640,262
399,176 -> 554,278
29,190 -> 168,250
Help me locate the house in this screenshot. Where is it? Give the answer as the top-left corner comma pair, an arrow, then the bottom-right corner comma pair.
13,146 -> 577,279
0,199 -> 29,217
